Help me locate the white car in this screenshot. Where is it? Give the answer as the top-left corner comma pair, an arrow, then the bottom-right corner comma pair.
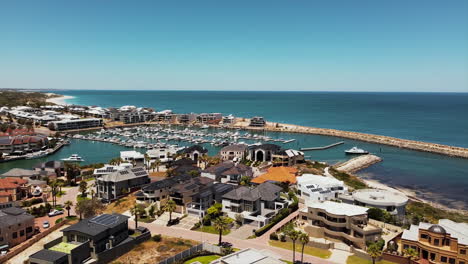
43,221 -> 50,228
48,209 -> 64,217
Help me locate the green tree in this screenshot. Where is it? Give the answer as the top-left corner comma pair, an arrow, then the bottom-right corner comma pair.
163,199 -> 177,223
212,216 -> 233,245
130,203 -> 144,229
403,247 -> 419,260
144,153 -> 151,169
239,175 -> 251,186
49,180 -> 59,207
367,243 -> 383,264
207,203 -> 223,219
188,170 -> 200,177
75,199 -> 104,220
287,230 -> 300,263
299,232 -> 310,264
79,181 -> 88,197
64,200 -> 73,217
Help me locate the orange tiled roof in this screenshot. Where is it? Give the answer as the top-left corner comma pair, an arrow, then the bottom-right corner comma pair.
0,178 -> 28,189
251,166 -> 298,184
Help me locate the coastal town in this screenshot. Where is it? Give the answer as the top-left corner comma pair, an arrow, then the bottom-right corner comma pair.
0,91 -> 466,264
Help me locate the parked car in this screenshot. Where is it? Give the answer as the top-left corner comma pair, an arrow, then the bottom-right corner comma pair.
48,209 -> 64,217
43,221 -> 50,228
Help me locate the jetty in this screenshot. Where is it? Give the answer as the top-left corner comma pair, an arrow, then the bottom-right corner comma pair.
334,154 -> 382,173
300,141 -> 344,151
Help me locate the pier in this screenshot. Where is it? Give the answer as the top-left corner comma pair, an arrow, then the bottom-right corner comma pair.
334,154 -> 382,173
300,141 -> 344,151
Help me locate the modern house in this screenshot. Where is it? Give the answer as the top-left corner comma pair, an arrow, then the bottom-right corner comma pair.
201,161 -> 253,183
211,248 -> 284,264
251,166 -> 298,185
120,150 -> 145,164
221,114 -> 235,126
177,145 -> 208,163
96,167 -> 150,202
28,213 -> 150,264
247,144 -> 282,163
34,160 -> 65,178
219,144 -> 248,161
49,118 -> 103,131
249,116 -> 266,127
272,149 -> 305,166
221,182 -> 288,228
93,163 -> 133,177
108,106 -> 156,124
339,189 -> 409,220
400,219 -> 468,264
299,200 -> 382,249
296,174 -> 347,203
0,207 -> 35,250
186,183 -> 235,217
146,145 -> 180,163
196,113 -> 222,124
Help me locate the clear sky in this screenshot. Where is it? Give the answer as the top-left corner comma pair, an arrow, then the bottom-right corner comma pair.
1,0 -> 467,92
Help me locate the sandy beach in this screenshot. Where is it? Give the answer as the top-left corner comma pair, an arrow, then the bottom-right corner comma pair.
46,93 -> 75,105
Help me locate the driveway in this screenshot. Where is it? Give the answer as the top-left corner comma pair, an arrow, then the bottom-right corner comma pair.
227,224 -> 255,239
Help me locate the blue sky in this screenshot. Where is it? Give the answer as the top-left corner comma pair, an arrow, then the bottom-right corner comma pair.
0,0 -> 467,92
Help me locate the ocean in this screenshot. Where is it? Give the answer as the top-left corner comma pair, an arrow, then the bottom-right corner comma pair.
2,90 -> 468,209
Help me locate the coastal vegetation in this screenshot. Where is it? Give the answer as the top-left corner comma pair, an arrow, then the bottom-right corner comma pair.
0,90 -> 52,107
328,167 -> 367,190
406,201 -> 468,224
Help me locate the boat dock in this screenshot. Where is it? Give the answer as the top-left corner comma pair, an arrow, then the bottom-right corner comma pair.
300,141 -> 344,151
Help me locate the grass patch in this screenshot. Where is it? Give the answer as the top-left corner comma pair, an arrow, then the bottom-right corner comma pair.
56,190 -> 66,197
269,240 -> 331,259
139,217 -> 155,223
195,225 -> 230,235
281,260 -> 293,264
328,167 -> 367,190
406,201 -> 468,223
76,195 -> 90,202
183,255 -> 221,264
346,255 -> 398,264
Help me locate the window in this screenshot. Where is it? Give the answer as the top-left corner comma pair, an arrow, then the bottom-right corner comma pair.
26,227 -> 33,233
434,239 -> 440,246
421,234 -> 428,239
302,215 -> 308,220
20,230 -> 25,237
461,249 -> 466,255
441,256 -> 447,263
448,258 -> 455,264
12,232 -> 17,239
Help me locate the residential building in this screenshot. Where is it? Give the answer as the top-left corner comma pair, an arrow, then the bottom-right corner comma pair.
219,144 -> 248,161
296,174 -> 347,203
340,189 -> 408,220
222,182 -> 288,228
177,145 -> 208,163
299,201 -> 382,249
249,116 -> 266,127
49,118 -> 103,131
108,106 -> 156,124
251,166 -> 298,185
201,161 -> 253,183
0,178 -> 29,202
28,213 -> 150,264
146,145 -> 180,163
247,144 -> 282,163
272,149 -> 305,166
93,163 -> 133,177
221,114 -> 235,126
186,183 -> 234,217
0,134 -> 48,155
211,248 -> 284,264
155,110 -> 175,122
34,160 -> 65,178
177,113 -> 197,124
120,150 -> 145,163
196,113 -> 222,124
0,207 -> 35,250
400,219 -> 468,264
1,168 -> 40,180
96,167 -> 150,202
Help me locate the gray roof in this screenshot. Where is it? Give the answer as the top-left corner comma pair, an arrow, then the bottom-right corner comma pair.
222,182 -> 281,202
99,167 -> 148,182
220,144 -> 248,152
1,168 -> 39,178
257,182 -> 282,201
249,144 -> 282,152
29,249 -> 68,262
62,214 -> 129,237
0,207 -> 34,228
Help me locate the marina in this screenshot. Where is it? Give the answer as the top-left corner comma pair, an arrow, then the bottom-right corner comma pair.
300,141 -> 344,151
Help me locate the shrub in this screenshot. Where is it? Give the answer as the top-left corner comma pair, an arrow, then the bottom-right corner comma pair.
270,232 -> 279,240
279,234 -> 286,242
55,218 -> 63,224
152,234 -> 162,242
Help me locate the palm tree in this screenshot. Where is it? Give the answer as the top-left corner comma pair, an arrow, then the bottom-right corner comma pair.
367,243 -> 383,264
154,159 -> 161,172
64,200 -> 73,217
130,203 -> 141,230
299,232 -> 310,264
79,181 -> 88,197
212,216 -> 233,245
163,199 -> 177,223
144,153 -> 151,169
287,230 -> 300,263
49,180 -> 59,207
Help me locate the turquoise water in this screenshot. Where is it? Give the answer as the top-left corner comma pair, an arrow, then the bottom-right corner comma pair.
2,90 -> 468,209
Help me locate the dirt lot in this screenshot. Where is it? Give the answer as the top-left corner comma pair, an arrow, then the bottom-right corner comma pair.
111,236 -> 197,264
103,194 -> 137,214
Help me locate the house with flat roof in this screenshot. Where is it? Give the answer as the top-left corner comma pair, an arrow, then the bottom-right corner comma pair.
0,207 -> 35,250
221,182 -> 288,228
93,163 -> 133,177
296,174 -> 347,203
249,116 -> 266,127
211,248 -> 284,264
120,150 -> 145,164
400,219 -> 468,264
96,167 -> 150,202
28,213 -> 150,264
49,118 -> 103,131
299,200 -> 382,249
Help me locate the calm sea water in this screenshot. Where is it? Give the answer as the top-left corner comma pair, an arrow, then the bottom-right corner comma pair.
2,90 -> 467,209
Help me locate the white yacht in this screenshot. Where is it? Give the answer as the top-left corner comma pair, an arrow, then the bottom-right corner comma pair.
345,147 -> 369,155
201,124 -> 209,129
61,154 -> 85,162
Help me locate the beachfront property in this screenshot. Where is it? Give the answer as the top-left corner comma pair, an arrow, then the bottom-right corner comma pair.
0,207 -> 35,250
219,144 -> 248,161
339,189 -> 409,220
221,182 -> 289,228
49,118 -> 103,131
399,219 -> 468,264
201,160 -> 253,183
120,150 -> 145,164
28,213 -> 150,264
93,163 -> 133,177
0,178 -> 29,202
155,110 -> 175,122
221,114 -> 235,125
251,166 -> 298,185
176,113 -> 197,124
211,248 -> 284,264
296,174 -> 347,203
33,160 -> 65,178
299,200 -> 382,249
272,149 -> 305,166
196,113 -> 222,124
108,105 -> 156,124
249,116 -> 266,127
96,167 -> 150,202
177,145 -> 208,163
0,134 -> 48,155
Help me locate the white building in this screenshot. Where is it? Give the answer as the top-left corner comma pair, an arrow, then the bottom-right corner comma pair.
120,150 -> 145,163
296,174 -> 347,203
146,145 -> 180,163
211,248 -> 284,264
93,163 -> 133,177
